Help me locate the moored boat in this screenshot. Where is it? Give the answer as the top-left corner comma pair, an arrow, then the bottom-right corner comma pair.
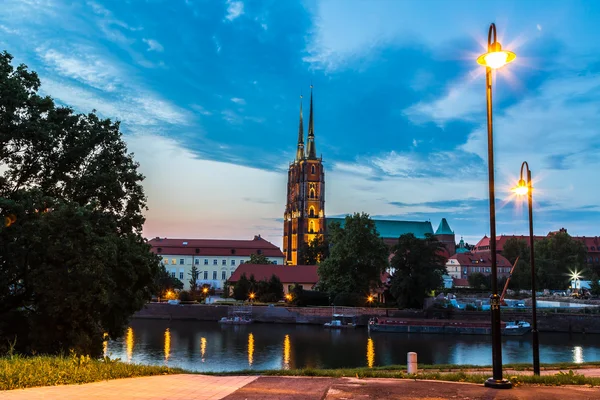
219,316 -> 253,325
368,317 -> 530,336
324,314 -> 357,329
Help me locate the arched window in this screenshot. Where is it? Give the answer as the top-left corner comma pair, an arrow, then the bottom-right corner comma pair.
309,207 -> 315,217
310,189 -> 315,199
309,221 -> 315,233
311,165 -> 315,174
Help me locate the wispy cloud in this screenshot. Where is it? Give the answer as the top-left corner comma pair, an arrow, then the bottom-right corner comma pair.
191,104 -> 212,116
225,0 -> 244,22
231,97 -> 246,105
143,38 -> 164,52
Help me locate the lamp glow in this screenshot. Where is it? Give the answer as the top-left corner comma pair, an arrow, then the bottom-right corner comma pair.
512,179 -> 529,196
477,42 -> 516,69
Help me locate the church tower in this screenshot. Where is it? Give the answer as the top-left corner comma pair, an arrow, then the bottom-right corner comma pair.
283,86 -> 326,265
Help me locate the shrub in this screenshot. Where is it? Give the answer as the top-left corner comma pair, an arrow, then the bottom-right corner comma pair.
178,290 -> 192,302
333,292 -> 365,307
258,292 -> 279,303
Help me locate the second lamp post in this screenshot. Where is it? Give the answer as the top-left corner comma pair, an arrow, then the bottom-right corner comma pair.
513,162 -> 541,375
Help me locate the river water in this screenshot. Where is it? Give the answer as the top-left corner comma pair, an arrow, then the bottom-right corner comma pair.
105,319 -> 600,372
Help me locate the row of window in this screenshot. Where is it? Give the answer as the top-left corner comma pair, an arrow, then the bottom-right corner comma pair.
170,271 -> 233,280
164,258 -> 278,266
587,257 -> 600,263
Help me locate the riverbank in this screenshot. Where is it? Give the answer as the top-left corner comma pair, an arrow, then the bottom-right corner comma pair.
3,355 -> 600,392
0,355 -> 184,391
133,303 -> 600,333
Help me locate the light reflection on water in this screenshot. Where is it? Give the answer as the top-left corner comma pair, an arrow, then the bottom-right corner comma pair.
106,319 -> 600,372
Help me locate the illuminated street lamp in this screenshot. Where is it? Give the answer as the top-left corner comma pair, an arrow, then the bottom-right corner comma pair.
367,295 -> 374,308
511,161 -> 540,376
203,287 -> 209,294
249,292 -> 255,302
477,22 -> 516,390
285,293 -> 293,302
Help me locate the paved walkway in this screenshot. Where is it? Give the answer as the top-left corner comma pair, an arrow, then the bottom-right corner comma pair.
2,373 -> 599,400
0,374 -> 258,400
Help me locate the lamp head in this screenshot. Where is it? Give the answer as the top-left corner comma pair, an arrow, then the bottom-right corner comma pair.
477,41 -> 516,69
512,179 -> 529,196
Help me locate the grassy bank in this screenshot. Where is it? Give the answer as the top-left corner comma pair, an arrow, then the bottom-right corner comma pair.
0,355 -> 185,391
208,362 -> 600,386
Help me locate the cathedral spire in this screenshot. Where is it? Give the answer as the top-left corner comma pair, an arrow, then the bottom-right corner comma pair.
306,85 -> 317,159
295,94 -> 305,161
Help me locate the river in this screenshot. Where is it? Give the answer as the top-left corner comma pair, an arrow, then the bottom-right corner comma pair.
105,319 -> 600,372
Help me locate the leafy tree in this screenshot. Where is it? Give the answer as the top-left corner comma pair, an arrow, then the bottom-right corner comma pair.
0,52 -> 160,357
534,232 -> 587,289
468,272 -> 490,290
389,233 -> 447,309
502,237 -> 530,265
233,273 -> 251,300
298,235 -> 329,265
266,274 -> 284,300
246,253 -> 275,264
316,213 -> 389,297
589,273 -> 600,297
188,265 -> 200,293
155,265 -> 184,297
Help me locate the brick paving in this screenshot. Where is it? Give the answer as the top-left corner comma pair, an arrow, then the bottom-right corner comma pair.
0,374 -> 257,400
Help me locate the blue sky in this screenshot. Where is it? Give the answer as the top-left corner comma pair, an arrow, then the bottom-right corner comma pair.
2,0 -> 600,248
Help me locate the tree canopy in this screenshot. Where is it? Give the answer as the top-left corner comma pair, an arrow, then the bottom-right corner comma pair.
502,238 -> 532,291
316,213 -> 389,297
534,232 -> 587,289
0,51 -> 160,357
298,235 -> 329,265
389,233 -> 447,309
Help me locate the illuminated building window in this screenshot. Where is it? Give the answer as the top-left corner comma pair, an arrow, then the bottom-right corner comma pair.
213,259 -> 217,265
309,207 -> 315,217
231,260 -> 236,265
179,259 -> 184,265
171,259 -> 176,265
222,271 -> 226,280
222,259 -> 226,265
204,259 -> 208,265
213,271 -> 217,280
310,189 -> 315,199
203,271 -> 208,279
163,258 -> 168,264
195,259 -> 199,265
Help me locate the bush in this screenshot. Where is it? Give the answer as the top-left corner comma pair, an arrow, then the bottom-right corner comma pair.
258,292 -> 279,303
178,290 -> 192,302
333,292 -> 365,307
293,290 -> 330,307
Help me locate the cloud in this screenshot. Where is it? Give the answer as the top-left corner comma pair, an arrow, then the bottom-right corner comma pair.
191,104 -> 212,116
0,24 -> 20,35
403,79 -> 482,127
37,47 -> 120,91
225,0 -> 244,22
369,150 -> 485,178
143,38 -> 164,52
231,97 -> 246,105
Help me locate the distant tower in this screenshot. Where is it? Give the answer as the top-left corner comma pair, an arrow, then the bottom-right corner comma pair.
435,218 -> 456,255
283,86 -> 326,265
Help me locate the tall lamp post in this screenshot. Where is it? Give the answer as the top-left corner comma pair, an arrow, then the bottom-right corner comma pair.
476,23 -> 516,389
512,162 -> 540,375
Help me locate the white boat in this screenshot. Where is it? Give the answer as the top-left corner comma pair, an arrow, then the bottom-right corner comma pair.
219,316 -> 253,325
219,305 -> 253,325
503,320 -> 531,336
324,309 -> 357,329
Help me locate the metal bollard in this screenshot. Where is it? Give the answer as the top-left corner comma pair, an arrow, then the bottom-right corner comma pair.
407,352 -> 417,374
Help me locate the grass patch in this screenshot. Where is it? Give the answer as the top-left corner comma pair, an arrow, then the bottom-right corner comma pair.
206,365 -> 600,386
0,354 -> 185,391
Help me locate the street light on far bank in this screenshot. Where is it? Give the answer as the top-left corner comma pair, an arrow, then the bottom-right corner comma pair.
477,22 -> 516,390
511,161 -> 540,376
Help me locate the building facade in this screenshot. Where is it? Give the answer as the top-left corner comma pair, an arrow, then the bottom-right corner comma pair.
473,228 -> 600,268
446,252 -> 512,281
149,236 -> 284,290
283,87 -> 325,265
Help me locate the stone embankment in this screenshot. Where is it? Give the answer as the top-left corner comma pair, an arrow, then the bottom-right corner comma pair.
132,303 -> 600,333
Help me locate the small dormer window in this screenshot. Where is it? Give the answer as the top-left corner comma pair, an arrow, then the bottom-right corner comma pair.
157,247 -> 162,253
231,249 -> 236,255
592,246 -> 596,251
257,249 -> 262,255
195,248 -> 200,254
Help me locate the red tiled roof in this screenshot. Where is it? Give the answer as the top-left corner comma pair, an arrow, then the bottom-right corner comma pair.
229,264 -> 319,284
148,236 -> 284,258
448,252 -> 511,267
453,278 -> 470,287
474,233 -> 600,254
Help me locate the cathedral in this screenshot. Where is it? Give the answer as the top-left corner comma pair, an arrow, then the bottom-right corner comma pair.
282,86 -> 325,265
